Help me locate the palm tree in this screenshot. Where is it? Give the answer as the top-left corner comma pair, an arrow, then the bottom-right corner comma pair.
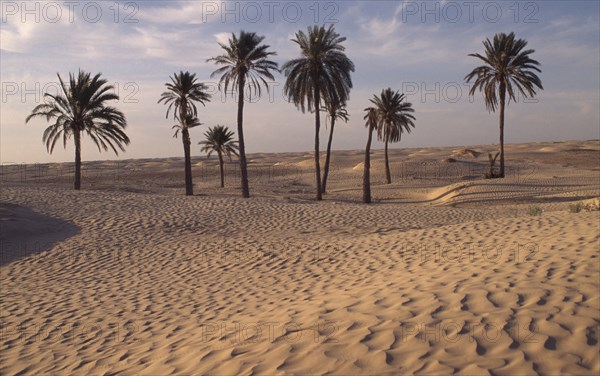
283,24 -> 355,201
321,97 -> 349,194
465,32 -> 543,178
363,107 -> 379,204
199,125 -> 239,188
207,31 -> 278,198
25,70 -> 129,190
372,88 -> 416,184
158,71 -> 211,196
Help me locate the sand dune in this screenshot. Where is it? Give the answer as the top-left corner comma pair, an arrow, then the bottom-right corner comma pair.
1,140 -> 599,375
452,148 -> 481,158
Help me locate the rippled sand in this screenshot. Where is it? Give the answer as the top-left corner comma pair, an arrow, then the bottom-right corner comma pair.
1,140 -> 599,375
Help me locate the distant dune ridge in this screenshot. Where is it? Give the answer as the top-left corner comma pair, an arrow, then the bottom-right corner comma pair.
452,148 -> 481,158
1,140 -> 599,375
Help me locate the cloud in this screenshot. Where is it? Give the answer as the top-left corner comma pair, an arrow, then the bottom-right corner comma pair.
214,32 -> 230,45
0,10 -> 68,53
138,1 -> 224,25
1,0 -> 599,163
361,16 -> 400,38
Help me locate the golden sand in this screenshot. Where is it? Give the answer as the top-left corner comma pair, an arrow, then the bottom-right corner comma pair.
1,140 -> 599,375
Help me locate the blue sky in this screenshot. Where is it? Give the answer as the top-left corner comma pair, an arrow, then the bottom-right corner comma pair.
1,0 -> 599,163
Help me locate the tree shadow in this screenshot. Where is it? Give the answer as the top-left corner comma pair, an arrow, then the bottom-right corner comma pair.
0,203 -> 81,266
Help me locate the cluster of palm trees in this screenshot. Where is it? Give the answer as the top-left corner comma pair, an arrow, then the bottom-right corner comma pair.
282,25 -> 355,200
158,25 -> 356,201
26,28 -> 542,203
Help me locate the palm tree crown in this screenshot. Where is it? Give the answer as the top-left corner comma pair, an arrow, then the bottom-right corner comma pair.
282,24 -> 355,112
26,70 -> 129,154
158,71 -> 211,121
207,31 -> 278,97
199,125 -> 239,159
322,97 -> 350,126
172,115 -> 203,138
465,31 -> 543,112
372,88 -> 416,143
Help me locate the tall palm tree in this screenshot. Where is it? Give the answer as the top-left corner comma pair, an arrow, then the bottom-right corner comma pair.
283,24 -> 355,201
207,31 -> 278,198
372,88 -> 416,184
465,32 -> 543,178
321,97 -> 349,194
363,107 -> 379,204
25,70 -> 129,190
199,125 -> 239,188
158,71 -> 211,196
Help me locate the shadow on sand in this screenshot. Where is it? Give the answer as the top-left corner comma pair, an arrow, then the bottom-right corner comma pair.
0,203 -> 81,266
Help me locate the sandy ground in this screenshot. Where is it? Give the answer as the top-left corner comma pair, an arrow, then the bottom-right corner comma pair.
1,140 -> 599,375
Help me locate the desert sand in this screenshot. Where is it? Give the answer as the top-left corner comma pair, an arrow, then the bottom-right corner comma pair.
1,140 -> 599,375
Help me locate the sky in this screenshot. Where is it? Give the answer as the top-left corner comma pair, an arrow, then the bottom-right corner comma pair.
1,0 -> 599,164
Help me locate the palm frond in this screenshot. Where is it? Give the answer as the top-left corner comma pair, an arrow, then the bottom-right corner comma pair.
199,125 -> 239,159
26,69 -> 130,155
465,32 -> 543,112
370,88 -> 416,143
282,25 -> 355,114
159,71 -> 212,137
208,31 -> 279,98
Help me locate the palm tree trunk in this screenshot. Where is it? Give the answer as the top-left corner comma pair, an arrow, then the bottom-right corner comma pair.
498,83 -> 506,178
363,126 -> 374,203
384,139 -> 392,184
182,128 -> 193,196
321,116 -> 336,194
313,85 -> 323,201
74,129 -> 81,190
218,151 -> 225,188
237,76 -> 250,198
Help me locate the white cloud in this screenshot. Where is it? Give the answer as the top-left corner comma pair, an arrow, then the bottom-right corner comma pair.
1,0 -> 599,163
361,16 -> 400,38
214,32 -> 230,45
138,1 -> 226,25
